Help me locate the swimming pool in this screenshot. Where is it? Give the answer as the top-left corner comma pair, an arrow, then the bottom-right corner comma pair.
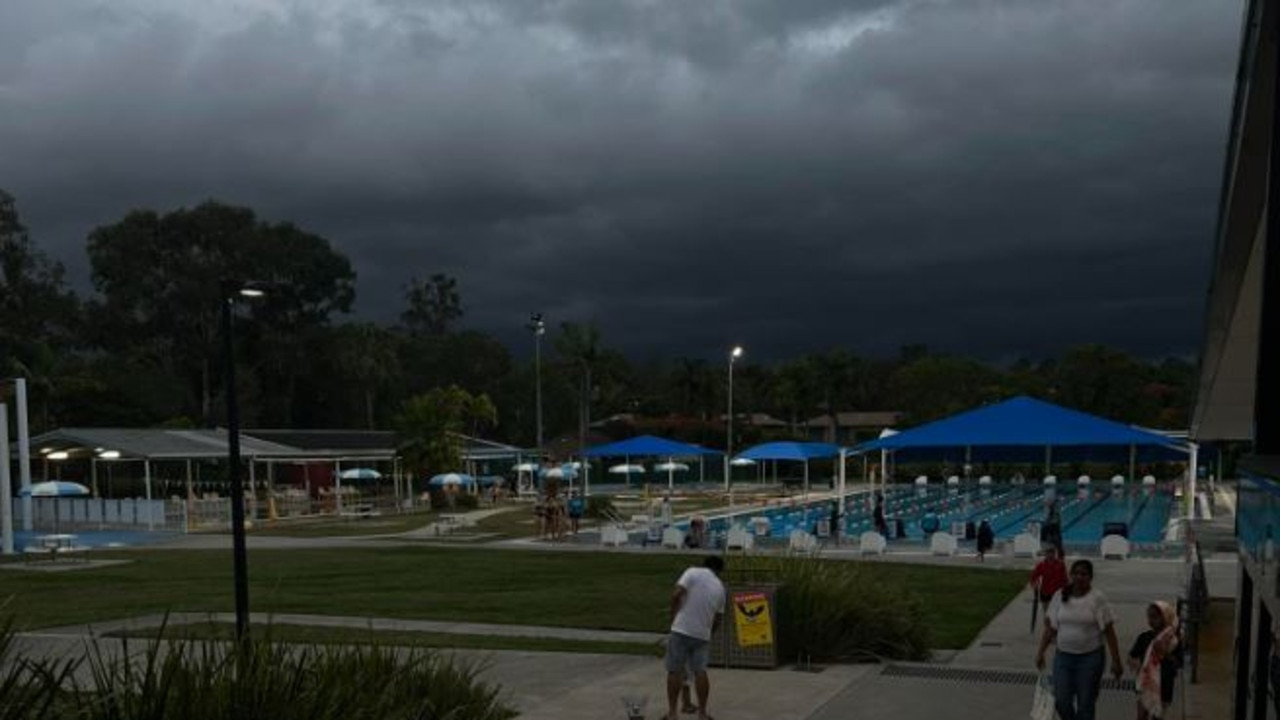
691,483 -> 1176,547
12,529 -> 178,550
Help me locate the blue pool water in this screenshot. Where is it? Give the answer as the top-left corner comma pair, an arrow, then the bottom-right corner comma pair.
692,483 -> 1175,546
12,529 -> 177,550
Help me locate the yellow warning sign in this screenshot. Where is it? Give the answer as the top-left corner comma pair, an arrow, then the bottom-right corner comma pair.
732,591 -> 773,647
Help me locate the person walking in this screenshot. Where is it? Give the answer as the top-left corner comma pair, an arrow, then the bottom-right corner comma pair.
1128,601 -> 1181,720
664,556 -> 726,720
567,490 -> 585,534
1029,545 -> 1069,611
976,519 -> 994,562
1035,559 -> 1123,720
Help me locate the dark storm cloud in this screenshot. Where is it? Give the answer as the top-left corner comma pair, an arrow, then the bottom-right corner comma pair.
0,0 -> 1242,361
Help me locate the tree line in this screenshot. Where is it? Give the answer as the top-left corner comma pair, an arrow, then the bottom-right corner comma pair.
1,191 -> 1195,452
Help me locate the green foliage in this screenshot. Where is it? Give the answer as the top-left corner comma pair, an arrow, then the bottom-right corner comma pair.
0,615 -> 77,720
396,385 -> 499,476
68,622 -> 514,720
733,556 -> 932,662
585,495 -> 617,519
85,200 -> 355,424
402,273 -> 463,336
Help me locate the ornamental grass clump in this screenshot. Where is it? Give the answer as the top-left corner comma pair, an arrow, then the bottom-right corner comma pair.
736,556 -> 932,662
0,615 -> 77,720
69,622 -> 516,720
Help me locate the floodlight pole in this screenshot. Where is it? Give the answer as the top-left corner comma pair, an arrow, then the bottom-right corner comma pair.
222,281 -> 267,642
725,346 -> 743,494
530,313 -> 545,453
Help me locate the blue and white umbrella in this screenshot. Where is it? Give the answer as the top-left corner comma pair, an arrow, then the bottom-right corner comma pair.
20,481 -> 90,497
428,473 -> 475,488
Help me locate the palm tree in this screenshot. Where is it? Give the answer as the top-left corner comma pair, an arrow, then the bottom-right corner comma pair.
554,323 -> 601,453
334,323 -> 402,429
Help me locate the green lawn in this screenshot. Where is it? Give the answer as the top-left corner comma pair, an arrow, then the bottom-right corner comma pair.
247,511 -> 438,537
0,547 -> 1025,650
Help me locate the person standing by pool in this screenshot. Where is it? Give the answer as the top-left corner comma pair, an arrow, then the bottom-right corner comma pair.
976,519 -> 994,562
664,555 -> 726,720
567,491 -> 585,535
1035,559 -> 1123,720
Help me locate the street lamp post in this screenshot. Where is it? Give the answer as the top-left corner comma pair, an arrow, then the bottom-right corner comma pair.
222,280 -> 267,642
725,345 -> 744,494
529,313 -> 545,453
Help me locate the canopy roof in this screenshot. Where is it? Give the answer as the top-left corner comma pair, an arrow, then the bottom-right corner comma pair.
736,441 -> 842,461
850,396 -> 1189,455
579,434 -> 721,458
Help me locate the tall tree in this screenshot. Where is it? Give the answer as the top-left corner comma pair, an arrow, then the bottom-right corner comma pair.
0,189 -> 82,428
334,323 -> 402,429
554,322 -> 602,453
87,201 -> 355,424
401,274 -> 462,336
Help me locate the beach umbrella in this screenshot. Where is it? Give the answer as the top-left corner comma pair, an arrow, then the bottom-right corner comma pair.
21,481 -> 89,533
653,462 -> 690,473
338,468 -> 381,480
20,481 -> 91,497
729,458 -> 757,467
608,464 -> 645,475
513,462 -> 540,473
428,473 -> 475,490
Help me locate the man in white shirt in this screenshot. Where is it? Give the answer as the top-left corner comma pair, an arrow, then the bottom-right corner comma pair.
664,555 -> 726,720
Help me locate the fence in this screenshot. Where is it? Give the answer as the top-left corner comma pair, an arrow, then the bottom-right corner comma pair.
1180,539 -> 1210,683
12,497 -> 183,532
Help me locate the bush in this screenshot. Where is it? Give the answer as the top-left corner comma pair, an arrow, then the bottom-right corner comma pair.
0,615 -> 77,720
585,495 -> 616,519
72,622 -> 517,720
453,492 -> 480,510
732,556 -> 931,662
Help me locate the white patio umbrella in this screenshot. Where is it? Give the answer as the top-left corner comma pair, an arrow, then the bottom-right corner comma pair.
428,473 -> 476,492
654,461 -> 689,492
608,464 -> 646,475
338,467 -> 381,480
20,481 -> 89,533
513,462 -> 540,473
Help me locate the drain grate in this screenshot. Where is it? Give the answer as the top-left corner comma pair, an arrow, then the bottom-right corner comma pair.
881,664 -> 1135,692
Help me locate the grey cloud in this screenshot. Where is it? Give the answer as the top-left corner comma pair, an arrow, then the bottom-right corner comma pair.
0,0 -> 1244,362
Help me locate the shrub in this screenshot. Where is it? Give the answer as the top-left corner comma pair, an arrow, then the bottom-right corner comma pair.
731,556 -> 931,662
73,622 -> 517,720
0,614 -> 78,720
453,492 -> 480,510
585,495 -> 616,519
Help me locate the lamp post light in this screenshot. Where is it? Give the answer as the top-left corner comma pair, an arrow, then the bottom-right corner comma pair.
222,280 -> 268,642
528,313 -> 546,454
725,345 -> 744,494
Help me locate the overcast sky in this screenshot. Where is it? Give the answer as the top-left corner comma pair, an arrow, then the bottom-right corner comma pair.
0,0 -> 1244,362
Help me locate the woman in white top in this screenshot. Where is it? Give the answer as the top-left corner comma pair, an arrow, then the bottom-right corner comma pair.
1035,559 -> 1123,720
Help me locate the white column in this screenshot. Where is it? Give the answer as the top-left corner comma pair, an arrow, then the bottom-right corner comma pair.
186,460 -> 194,532
838,449 -> 847,500
16,379 -> 32,531
144,460 -> 154,531
1,403 -> 14,554
1187,443 -> 1199,520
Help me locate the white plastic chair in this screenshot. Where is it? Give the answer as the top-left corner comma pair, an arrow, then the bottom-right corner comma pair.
1043,475 -> 1058,485
789,530 -> 817,553
1111,475 -> 1125,486
726,527 -> 753,552
930,531 -> 958,556
859,531 -> 887,555
1142,475 -> 1157,486
1077,475 -> 1091,486
601,525 -> 628,547
1012,533 -> 1041,557
661,527 -> 684,549
1100,534 -> 1130,560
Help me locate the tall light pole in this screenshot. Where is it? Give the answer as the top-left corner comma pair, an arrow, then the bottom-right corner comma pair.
529,313 -> 545,454
222,280 -> 268,642
725,345 -> 743,493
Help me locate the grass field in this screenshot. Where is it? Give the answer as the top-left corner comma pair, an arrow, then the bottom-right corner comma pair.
0,547 -> 1025,650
